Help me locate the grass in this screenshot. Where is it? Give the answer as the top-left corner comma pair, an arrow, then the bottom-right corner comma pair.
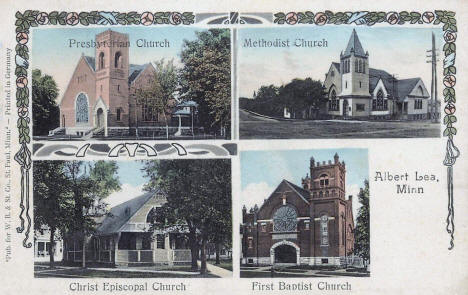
35,268 -> 219,278
207,259 -> 233,271
240,109 -> 440,139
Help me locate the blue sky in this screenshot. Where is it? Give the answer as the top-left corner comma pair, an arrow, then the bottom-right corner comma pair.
107,160 -> 147,207
240,148 -> 368,219
31,26 -> 204,101
239,26 -> 444,98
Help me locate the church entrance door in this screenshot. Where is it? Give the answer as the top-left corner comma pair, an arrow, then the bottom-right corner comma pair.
274,245 -> 297,263
96,108 -> 104,128
342,100 -> 348,117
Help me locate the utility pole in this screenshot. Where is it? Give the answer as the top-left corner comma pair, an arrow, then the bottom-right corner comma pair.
426,32 -> 440,123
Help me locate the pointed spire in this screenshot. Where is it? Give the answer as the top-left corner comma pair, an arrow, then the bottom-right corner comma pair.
344,29 -> 366,57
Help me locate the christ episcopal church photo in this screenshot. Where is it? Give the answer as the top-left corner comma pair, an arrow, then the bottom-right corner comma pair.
31,27 -> 231,140
240,149 -> 370,277
239,27 -> 442,139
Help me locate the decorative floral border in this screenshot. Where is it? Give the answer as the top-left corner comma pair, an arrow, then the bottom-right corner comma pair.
274,10 -> 459,249
13,10 -> 195,248
13,10 -> 460,249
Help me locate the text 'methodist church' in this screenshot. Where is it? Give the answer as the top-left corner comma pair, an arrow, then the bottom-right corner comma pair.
285,29 -> 433,120
241,153 -> 356,266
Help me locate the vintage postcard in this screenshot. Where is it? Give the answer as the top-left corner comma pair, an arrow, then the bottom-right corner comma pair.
1,0 -> 468,294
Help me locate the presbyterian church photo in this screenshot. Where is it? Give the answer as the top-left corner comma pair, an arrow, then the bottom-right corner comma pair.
240,151 -> 368,269
33,27 -> 231,140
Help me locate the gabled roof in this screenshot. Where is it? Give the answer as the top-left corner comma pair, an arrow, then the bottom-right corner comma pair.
84,56 -> 95,71
96,192 -> 154,235
396,78 -> 423,101
332,62 -> 341,73
283,180 -> 310,204
343,29 -> 366,58
129,63 -> 151,84
369,68 -> 396,97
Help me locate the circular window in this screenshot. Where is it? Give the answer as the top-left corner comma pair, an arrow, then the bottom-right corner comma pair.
273,206 -> 297,232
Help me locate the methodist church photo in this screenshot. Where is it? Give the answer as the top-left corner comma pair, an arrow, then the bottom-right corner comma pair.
239,26 -> 442,139
240,149 -> 369,277
32,27 -> 231,140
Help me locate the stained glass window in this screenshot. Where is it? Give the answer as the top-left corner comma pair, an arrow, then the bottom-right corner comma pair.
273,205 -> 297,232
75,93 -> 88,123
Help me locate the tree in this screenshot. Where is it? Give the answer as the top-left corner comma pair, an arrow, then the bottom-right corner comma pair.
255,85 -> 279,101
64,161 -> 120,268
32,69 -> 60,136
354,180 -> 370,266
180,29 -> 231,138
135,59 -> 178,139
33,161 -> 73,268
142,159 -> 231,274
279,78 -> 326,118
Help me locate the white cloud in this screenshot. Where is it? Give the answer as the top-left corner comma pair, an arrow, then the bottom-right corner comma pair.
105,183 -> 145,208
241,182 -> 275,212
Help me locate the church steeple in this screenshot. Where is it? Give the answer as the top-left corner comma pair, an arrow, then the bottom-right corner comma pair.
343,29 -> 366,58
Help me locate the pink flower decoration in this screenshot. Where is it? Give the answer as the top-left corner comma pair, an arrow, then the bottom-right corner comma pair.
66,12 -> 79,26
141,12 -> 154,26
422,11 -> 435,23
17,106 -> 29,118
170,12 -> 182,25
386,12 -> 399,25
36,12 -> 49,25
445,103 -> 456,115
314,12 -> 327,26
285,12 -> 298,25
16,76 -> 28,88
444,31 -> 457,43
16,32 -> 28,45
443,75 -> 456,88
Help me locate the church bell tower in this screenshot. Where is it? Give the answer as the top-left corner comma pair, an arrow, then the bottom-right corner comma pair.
95,30 -> 130,127
340,29 -> 370,97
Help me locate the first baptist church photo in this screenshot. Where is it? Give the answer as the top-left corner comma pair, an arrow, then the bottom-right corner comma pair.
241,153 -> 361,267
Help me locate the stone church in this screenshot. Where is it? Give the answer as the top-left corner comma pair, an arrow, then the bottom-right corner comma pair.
53,30 -> 197,138
322,29 -> 431,120
241,153 -> 355,266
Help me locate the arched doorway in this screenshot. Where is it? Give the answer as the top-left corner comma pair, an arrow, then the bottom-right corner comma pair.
274,245 -> 297,263
96,108 -> 104,128
270,240 -> 300,265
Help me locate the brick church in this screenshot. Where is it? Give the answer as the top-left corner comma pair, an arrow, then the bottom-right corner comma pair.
54,30 -> 196,138
241,153 -> 355,266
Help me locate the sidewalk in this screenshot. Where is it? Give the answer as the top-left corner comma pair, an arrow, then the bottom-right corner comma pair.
197,261 -> 232,277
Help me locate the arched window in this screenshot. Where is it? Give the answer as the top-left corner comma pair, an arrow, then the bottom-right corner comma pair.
354,59 -> 358,73
115,51 -> 122,68
358,60 -> 362,73
319,174 -> 329,187
417,85 -> 424,96
325,191 -> 329,197
98,52 -> 105,70
75,93 -> 88,123
362,61 -> 365,74
319,191 -> 323,198
373,89 -> 387,111
329,89 -> 339,111
273,205 -> 297,232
